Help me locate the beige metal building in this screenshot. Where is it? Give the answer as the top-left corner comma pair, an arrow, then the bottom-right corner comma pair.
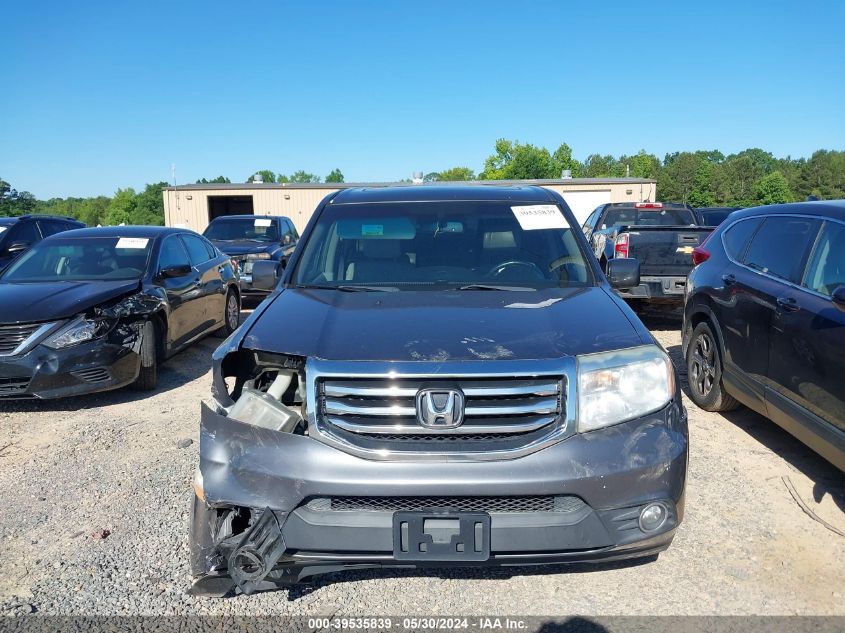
163,178 -> 657,234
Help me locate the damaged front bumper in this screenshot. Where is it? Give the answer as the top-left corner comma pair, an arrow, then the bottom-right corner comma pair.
192,399 -> 688,594
0,332 -> 141,399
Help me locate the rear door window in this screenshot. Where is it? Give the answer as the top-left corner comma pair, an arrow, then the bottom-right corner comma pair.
803,221 -> 845,297
722,217 -> 762,261
8,221 -> 41,245
159,235 -> 191,271
201,236 -> 218,259
743,217 -> 820,284
181,234 -> 211,266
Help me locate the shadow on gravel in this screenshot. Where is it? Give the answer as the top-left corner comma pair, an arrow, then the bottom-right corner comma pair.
719,406 -> 844,508
632,303 -> 684,331
0,306 -> 255,413
283,556 -> 658,601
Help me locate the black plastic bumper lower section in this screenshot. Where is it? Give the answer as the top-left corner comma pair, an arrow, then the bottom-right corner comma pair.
281,498 -> 676,554
190,514 -> 675,597
0,340 -> 140,399
616,276 -> 688,302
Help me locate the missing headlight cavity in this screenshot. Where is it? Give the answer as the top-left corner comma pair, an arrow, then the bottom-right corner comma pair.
219,349 -> 306,433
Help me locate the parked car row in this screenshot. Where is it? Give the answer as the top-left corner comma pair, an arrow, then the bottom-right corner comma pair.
1,190 -> 841,600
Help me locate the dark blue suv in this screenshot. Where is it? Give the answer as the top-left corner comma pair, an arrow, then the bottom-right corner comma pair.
683,200 -> 845,471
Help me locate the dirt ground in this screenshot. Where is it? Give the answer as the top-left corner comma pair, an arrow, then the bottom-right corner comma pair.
0,304 -> 842,616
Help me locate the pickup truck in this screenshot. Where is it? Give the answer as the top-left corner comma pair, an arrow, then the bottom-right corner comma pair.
202,214 -> 298,295
581,202 -> 713,303
189,185 -> 688,595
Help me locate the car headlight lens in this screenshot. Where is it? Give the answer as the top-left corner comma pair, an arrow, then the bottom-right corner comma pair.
246,252 -> 271,260
43,316 -> 113,349
577,345 -> 674,432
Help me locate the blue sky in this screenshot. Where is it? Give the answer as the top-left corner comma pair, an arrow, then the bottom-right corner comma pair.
1,0 -> 843,198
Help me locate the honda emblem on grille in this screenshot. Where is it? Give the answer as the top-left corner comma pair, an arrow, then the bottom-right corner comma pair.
416,388 -> 465,428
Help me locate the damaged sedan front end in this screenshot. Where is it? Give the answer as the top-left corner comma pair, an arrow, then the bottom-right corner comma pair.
190,186 -> 689,597
0,282 -> 162,399
0,226 -> 240,398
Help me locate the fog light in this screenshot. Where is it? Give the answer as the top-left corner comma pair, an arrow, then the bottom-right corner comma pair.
639,503 -> 668,532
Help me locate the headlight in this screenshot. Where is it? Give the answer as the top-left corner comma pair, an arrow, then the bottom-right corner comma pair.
577,345 -> 674,432
43,316 -> 113,349
246,252 -> 271,260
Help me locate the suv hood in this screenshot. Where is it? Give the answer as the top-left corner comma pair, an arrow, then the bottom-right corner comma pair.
242,286 -> 647,362
210,241 -> 276,256
0,280 -> 141,324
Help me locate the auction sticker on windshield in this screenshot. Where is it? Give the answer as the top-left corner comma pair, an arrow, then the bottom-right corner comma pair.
115,237 -> 149,249
254,218 -> 272,227
511,205 -> 569,230
0,227 -> 6,234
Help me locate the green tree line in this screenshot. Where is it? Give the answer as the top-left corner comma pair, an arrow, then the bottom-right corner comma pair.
430,141 -> 845,207
2,146 -> 842,225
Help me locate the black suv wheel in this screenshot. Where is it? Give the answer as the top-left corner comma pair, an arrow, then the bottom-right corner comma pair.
686,321 -> 739,412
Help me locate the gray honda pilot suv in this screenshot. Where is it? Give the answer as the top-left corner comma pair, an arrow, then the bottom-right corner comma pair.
190,185 -> 688,596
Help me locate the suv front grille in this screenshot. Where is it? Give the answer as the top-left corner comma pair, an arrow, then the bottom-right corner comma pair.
307,359 -> 573,460
306,495 -> 585,514
0,323 -> 44,356
319,376 -> 563,436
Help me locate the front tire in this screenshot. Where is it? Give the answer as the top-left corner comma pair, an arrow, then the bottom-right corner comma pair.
216,289 -> 240,337
131,320 -> 158,391
686,321 -> 739,412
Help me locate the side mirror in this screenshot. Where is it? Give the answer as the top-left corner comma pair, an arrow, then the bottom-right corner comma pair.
832,285 -> 845,312
252,259 -> 281,291
7,241 -> 30,255
283,234 -> 293,245
607,258 -> 641,290
160,264 -> 192,278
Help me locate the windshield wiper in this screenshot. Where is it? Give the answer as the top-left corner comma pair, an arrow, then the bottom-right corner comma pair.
298,284 -> 399,292
455,284 -> 535,291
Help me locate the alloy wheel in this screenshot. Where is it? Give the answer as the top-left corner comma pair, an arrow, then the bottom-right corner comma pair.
227,294 -> 239,330
690,332 -> 717,398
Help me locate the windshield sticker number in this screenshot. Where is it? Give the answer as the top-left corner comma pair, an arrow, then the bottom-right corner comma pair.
115,237 -> 149,249
362,224 -> 384,237
510,205 -> 569,230
254,218 -> 272,227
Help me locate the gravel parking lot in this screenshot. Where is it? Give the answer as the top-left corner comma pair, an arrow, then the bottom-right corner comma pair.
0,306 -> 842,616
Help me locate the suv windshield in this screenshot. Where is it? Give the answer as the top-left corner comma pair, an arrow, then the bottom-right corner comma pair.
1,236 -> 152,282
293,201 -> 593,290
204,218 -> 279,242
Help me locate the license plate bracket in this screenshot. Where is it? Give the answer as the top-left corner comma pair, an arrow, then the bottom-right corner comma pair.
393,511 -> 491,562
